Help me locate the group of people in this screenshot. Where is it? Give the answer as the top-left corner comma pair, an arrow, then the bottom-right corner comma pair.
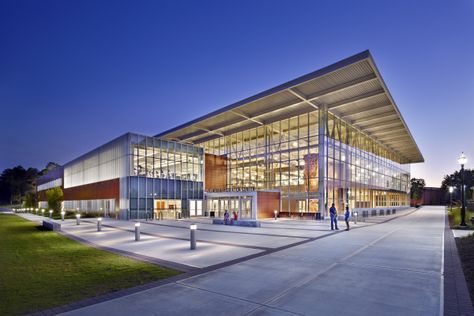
221,204 -> 350,231
223,209 -> 238,225
329,203 -> 351,231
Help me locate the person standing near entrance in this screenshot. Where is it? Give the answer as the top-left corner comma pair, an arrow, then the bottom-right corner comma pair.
224,209 -> 230,225
344,205 -> 350,231
330,203 -> 339,230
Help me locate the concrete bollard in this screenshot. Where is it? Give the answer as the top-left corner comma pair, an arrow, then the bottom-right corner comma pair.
49,210 -> 53,218
76,214 -> 81,225
61,211 -> 65,221
135,223 -> 140,241
190,224 -> 197,250
97,218 -> 102,232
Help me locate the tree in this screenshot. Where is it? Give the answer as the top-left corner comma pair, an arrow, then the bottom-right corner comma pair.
0,162 -> 61,205
410,178 -> 426,200
40,162 -> 61,176
24,192 -> 37,208
441,169 -> 474,200
0,166 -> 39,205
45,187 -> 63,213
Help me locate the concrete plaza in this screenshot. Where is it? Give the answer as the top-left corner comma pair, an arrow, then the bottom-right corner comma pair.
21,206 -> 446,315
19,209 -> 408,270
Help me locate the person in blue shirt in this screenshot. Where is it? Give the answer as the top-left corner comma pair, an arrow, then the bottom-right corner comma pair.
329,203 -> 338,230
344,205 -> 350,231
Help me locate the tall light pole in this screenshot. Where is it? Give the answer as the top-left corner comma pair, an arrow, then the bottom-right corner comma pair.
458,152 -> 467,226
449,186 -> 454,212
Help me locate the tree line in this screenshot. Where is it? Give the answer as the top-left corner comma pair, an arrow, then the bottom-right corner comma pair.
0,162 -> 60,206
441,169 -> 474,200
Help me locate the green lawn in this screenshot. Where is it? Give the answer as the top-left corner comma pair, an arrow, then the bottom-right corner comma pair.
0,214 -> 181,315
448,207 -> 474,229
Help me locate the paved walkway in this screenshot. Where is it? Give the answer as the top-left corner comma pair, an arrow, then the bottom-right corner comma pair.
18,209 -> 411,270
40,206 -> 445,316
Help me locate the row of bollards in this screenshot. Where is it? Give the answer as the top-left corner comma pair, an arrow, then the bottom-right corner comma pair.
66,213 -> 199,250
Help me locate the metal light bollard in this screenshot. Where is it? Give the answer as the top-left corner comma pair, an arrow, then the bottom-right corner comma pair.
274,210 -> 278,220
97,218 -> 102,232
135,223 -> 140,241
76,214 -> 81,225
353,212 -> 358,224
190,224 -> 197,250
41,209 -> 45,216
49,210 -> 53,218
61,211 -> 65,221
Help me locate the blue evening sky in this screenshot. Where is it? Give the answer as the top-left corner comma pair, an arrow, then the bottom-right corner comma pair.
0,0 -> 473,186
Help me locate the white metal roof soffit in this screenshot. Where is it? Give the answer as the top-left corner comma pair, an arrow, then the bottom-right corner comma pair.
157,52 -> 423,163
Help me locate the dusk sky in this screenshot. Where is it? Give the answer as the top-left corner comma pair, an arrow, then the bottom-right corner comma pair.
1,0 -> 473,187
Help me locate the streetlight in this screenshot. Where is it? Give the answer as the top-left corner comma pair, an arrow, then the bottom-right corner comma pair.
449,186 -> 454,212
458,152 -> 467,226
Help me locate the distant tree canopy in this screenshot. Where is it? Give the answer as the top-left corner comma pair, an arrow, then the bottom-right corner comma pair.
441,169 -> 474,200
410,178 -> 426,200
0,163 -> 61,205
0,166 -> 39,205
40,162 -> 61,175
45,187 -> 63,213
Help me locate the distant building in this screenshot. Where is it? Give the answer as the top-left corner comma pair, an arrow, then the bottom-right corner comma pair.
37,51 -> 423,220
411,187 -> 445,206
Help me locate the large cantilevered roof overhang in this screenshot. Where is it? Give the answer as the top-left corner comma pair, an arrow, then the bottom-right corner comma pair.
155,50 -> 424,164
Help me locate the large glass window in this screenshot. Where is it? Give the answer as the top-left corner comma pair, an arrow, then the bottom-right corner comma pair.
129,135 -> 204,219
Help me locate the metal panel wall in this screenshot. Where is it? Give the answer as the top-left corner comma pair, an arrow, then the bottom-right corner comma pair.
63,134 -> 130,188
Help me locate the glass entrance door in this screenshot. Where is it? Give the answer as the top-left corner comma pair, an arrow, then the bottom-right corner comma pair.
241,197 -> 252,219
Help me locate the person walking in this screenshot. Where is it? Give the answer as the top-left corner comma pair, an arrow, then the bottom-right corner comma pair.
344,205 -> 350,231
329,203 -> 339,230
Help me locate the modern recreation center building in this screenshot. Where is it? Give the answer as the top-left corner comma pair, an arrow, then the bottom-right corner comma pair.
37,51 -> 424,220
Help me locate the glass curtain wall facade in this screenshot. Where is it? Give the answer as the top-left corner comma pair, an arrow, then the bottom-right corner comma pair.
324,112 -> 410,214
130,134 -> 204,219
201,109 -> 409,216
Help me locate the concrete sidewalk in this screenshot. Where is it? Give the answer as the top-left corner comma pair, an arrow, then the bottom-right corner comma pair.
17,208 -> 410,270
56,206 -> 445,316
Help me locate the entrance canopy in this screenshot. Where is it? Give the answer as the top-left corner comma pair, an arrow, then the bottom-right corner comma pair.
156,50 -> 423,164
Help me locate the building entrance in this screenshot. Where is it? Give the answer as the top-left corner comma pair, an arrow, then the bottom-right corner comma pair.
205,193 -> 255,220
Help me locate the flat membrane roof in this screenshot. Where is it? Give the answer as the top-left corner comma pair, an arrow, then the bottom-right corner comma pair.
155,50 -> 423,164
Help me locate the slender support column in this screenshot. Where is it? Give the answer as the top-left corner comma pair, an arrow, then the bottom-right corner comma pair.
318,105 -> 328,219
252,194 -> 257,220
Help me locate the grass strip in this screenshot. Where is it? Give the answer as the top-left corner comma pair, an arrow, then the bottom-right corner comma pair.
0,214 -> 180,315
